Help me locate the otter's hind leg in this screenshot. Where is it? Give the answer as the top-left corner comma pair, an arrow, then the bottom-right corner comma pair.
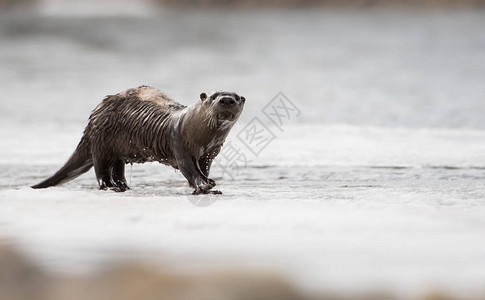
93,157 -> 115,190
94,157 -> 130,192
111,159 -> 130,192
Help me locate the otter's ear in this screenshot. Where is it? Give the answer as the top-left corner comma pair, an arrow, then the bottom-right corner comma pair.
200,93 -> 208,101
240,96 -> 246,102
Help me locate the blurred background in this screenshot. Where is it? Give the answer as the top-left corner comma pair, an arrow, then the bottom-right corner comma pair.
1,0 -> 485,128
1,1 -> 485,300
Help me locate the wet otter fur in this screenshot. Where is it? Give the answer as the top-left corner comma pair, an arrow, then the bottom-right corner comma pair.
32,86 -> 245,194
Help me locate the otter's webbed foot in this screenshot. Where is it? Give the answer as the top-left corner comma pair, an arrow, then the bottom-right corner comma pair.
98,179 -> 113,190
99,179 -> 130,192
206,180 -> 221,194
207,178 -> 216,188
193,183 -> 212,195
112,179 -> 130,192
192,183 -> 222,195
111,185 -> 130,193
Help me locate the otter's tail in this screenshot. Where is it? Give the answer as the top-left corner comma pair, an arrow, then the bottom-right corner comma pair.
32,137 -> 93,189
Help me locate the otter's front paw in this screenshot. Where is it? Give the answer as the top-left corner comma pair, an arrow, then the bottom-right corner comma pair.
192,183 -> 223,195
207,178 -> 216,188
193,183 -> 213,195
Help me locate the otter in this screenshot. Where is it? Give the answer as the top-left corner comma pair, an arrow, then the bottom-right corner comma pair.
32,86 -> 245,194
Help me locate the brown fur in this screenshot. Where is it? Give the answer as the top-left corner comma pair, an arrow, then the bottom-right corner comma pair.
32,86 -> 245,194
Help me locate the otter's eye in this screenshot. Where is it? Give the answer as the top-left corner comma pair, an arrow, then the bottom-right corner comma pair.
210,92 -> 221,101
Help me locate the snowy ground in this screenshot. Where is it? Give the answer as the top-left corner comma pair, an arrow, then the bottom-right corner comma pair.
1,8 -> 485,299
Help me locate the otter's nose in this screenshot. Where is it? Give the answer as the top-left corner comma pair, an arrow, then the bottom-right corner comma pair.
219,97 -> 236,105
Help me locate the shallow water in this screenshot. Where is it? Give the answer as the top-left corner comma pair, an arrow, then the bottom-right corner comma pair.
1,8 -> 485,297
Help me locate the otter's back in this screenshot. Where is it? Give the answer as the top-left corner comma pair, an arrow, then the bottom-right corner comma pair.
85,86 -> 185,155
90,86 -> 185,121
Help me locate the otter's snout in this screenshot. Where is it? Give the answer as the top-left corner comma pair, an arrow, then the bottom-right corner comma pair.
219,97 -> 236,106
203,91 -> 245,121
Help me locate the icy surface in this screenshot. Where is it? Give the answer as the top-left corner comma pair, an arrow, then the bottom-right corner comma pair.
1,9 -> 485,297
2,124 -> 485,296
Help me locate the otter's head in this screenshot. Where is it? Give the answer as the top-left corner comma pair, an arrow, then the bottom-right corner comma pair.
200,91 -> 245,124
